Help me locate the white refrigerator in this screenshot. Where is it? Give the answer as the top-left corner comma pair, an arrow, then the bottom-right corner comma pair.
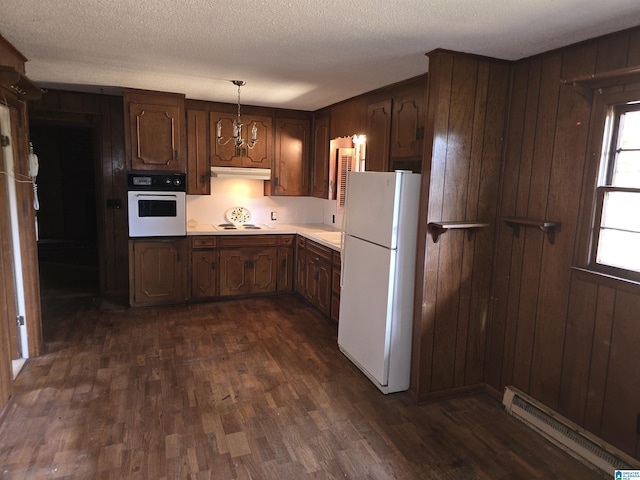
338,170 -> 421,394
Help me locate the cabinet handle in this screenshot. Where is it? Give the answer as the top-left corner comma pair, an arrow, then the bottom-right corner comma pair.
174,150 -> 179,160
211,262 -> 216,270
281,259 -> 286,267
314,270 -> 319,281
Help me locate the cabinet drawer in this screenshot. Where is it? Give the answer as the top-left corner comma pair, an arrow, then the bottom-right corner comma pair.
218,235 -> 278,248
297,236 -> 306,249
278,235 -> 295,246
191,236 -> 217,248
306,240 -> 332,263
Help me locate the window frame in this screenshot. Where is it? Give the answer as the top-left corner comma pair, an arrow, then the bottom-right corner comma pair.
580,89 -> 640,283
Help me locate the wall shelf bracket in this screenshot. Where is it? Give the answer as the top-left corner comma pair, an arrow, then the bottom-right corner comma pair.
502,217 -> 561,244
560,65 -> 640,99
427,221 -> 490,243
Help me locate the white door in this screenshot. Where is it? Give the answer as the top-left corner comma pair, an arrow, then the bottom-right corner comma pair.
338,235 -> 397,387
343,171 -> 401,249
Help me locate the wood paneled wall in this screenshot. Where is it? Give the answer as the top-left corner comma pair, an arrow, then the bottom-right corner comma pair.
29,91 -> 128,296
485,28 -> 640,459
410,51 -> 510,401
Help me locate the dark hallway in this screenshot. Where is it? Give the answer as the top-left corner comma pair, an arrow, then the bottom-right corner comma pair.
29,125 -> 99,298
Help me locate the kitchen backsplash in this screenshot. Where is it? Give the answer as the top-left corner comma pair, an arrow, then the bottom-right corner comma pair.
186,178 -> 343,227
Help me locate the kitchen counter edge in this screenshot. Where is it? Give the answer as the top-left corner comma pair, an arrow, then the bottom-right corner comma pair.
187,223 -> 342,251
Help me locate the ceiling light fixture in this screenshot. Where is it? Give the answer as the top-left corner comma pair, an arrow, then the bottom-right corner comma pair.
216,80 -> 258,150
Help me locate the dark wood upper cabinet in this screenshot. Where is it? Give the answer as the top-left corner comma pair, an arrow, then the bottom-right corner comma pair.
311,113 -> 331,198
390,88 -> 424,159
186,109 -> 210,195
365,99 -> 392,172
124,89 -> 186,172
269,117 -> 310,196
209,112 -> 273,169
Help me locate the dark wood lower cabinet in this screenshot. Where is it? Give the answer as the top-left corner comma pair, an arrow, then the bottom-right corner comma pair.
304,255 -> 331,317
277,235 -> 295,293
129,238 -> 188,307
191,250 -> 219,298
130,235 -> 339,315
331,251 -> 341,322
219,247 -> 277,296
296,237 -> 339,319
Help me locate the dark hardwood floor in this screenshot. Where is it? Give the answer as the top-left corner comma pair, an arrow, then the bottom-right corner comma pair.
0,294 -> 603,479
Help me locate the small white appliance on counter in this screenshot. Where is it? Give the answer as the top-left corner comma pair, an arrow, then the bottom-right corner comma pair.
338,170 -> 421,394
127,172 -> 186,237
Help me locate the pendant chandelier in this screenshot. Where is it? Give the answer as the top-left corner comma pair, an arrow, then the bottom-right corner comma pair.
215,80 -> 258,150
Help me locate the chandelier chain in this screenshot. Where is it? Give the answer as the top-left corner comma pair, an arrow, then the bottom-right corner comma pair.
237,83 -> 242,123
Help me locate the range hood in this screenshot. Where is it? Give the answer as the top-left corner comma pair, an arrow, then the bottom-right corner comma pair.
210,166 -> 271,180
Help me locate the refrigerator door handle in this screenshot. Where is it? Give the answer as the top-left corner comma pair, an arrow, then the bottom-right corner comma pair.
340,182 -> 350,288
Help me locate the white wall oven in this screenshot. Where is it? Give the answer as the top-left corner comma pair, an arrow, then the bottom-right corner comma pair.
127,173 -> 186,237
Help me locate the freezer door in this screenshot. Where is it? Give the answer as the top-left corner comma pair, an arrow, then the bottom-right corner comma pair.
343,172 -> 402,249
338,235 -> 396,387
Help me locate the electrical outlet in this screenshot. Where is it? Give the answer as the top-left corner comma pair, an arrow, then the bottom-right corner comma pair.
271,211 -> 277,221
332,215 -> 335,224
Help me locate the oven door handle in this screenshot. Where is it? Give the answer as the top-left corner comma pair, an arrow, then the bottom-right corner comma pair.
132,193 -> 179,198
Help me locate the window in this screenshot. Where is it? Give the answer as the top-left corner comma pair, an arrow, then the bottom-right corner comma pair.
591,101 -> 640,280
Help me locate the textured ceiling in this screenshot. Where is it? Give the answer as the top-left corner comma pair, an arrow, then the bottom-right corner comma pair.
2,1 -> 640,111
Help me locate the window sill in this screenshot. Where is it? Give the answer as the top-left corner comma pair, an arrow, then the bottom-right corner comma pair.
571,267 -> 640,294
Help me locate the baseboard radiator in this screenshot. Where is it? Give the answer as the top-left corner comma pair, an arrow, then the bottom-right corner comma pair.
502,386 -> 639,476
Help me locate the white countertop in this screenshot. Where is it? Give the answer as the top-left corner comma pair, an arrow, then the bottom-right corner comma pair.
187,222 -> 343,251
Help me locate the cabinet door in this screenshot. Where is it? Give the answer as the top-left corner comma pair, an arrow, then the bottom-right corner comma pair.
272,117 -> 310,196
250,247 -> 277,294
311,114 -> 331,198
219,249 -> 250,296
209,112 -> 244,167
366,99 -> 392,172
315,261 -> 332,317
187,109 -> 210,195
277,246 -> 294,292
242,115 -> 273,168
304,255 -> 319,303
390,90 -> 424,158
209,113 -> 273,169
330,252 -> 341,322
130,239 -> 187,306
128,102 -> 184,171
191,250 -> 218,298
295,246 -> 306,295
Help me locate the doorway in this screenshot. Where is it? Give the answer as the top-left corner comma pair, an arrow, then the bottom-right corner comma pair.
29,125 -> 100,299
0,103 -> 28,371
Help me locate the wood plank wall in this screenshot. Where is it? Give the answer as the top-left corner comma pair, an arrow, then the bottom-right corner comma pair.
29,91 -> 128,296
410,51 -> 510,401
485,27 -> 640,459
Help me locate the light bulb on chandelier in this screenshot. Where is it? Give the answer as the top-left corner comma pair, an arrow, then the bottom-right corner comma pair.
216,80 -> 258,150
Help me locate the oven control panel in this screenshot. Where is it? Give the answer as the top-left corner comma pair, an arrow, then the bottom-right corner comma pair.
127,173 -> 186,191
